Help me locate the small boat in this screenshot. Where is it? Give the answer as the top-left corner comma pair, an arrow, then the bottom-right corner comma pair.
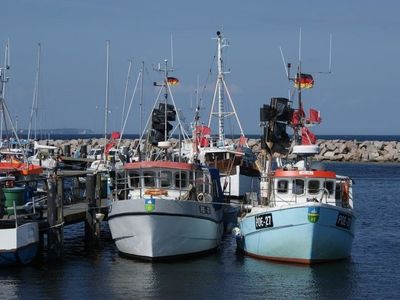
27,142 -> 58,170
0,181 -> 40,266
0,219 -> 39,265
234,58 -> 355,264
0,159 -> 43,176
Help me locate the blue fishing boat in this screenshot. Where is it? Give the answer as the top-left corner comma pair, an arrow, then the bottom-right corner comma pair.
234,50 -> 355,264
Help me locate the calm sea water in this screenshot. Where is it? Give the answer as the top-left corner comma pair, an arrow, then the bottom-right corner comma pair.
1,162 -> 400,299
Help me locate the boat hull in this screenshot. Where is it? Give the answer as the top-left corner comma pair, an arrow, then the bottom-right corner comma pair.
0,222 -> 39,265
236,203 -> 355,264
108,198 -> 224,260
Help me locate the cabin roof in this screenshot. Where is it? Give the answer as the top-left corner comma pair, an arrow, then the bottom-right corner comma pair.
124,161 -> 194,171
273,169 -> 336,179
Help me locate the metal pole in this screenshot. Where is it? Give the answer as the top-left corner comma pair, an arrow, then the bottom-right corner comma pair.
104,40 -> 110,141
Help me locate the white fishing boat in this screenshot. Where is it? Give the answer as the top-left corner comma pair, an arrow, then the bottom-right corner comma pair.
194,31 -> 260,200
108,160 -> 224,260
234,47 -> 356,264
0,219 -> 39,265
108,59 -> 224,260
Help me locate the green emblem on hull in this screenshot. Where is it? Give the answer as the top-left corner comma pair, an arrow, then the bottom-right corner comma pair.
308,207 -> 320,223
145,198 -> 155,212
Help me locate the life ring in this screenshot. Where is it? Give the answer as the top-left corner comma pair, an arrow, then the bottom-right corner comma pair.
144,189 -> 168,196
341,181 -> 350,207
197,193 -> 205,202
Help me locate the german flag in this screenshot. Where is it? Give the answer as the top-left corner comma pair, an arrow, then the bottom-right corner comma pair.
167,77 -> 179,86
294,73 -> 314,89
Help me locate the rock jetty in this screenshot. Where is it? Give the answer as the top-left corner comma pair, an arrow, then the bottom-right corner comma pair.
40,138 -> 400,163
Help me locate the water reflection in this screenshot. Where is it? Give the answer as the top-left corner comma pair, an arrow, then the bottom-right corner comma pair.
104,235 -> 359,299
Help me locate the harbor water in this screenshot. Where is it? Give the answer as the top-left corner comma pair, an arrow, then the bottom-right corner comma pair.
0,162 -> 399,299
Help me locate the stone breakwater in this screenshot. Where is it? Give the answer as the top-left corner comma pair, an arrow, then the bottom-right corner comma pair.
44,138 -> 400,163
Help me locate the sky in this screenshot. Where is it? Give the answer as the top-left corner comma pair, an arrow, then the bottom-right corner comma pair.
1,0 -> 400,136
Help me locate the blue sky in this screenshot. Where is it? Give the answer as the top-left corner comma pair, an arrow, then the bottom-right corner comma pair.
1,0 -> 399,136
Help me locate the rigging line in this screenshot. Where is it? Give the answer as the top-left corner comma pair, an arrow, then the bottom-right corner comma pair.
120,59 -> 133,133
198,50 -> 217,121
118,70 -> 142,148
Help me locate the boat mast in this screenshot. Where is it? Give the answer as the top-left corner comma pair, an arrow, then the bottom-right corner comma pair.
216,32 -> 224,143
0,40 -> 10,142
207,31 -> 245,145
120,59 -> 132,133
164,60 -> 168,141
28,42 -> 41,141
104,40 -> 110,141
296,29 -> 303,145
140,61 -> 144,137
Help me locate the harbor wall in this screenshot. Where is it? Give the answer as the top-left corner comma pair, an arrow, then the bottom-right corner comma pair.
43,138 -> 400,163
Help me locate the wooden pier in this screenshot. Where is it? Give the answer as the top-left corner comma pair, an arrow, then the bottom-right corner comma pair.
0,171 -> 110,260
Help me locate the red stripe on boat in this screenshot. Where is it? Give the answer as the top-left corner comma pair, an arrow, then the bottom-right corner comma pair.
273,169 -> 336,179
124,161 -> 194,171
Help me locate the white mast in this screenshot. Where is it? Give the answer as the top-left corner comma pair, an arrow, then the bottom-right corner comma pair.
104,40 -> 110,140
207,31 -> 245,145
140,61 -> 144,136
28,42 -> 41,140
120,58 -> 132,132
0,40 -> 10,142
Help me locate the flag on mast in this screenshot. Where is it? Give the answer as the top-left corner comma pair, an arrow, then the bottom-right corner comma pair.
308,108 -> 321,124
167,77 -> 179,85
294,73 -> 314,89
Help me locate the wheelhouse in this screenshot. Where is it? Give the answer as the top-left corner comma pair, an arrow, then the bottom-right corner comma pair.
119,161 -> 223,203
267,169 -> 353,209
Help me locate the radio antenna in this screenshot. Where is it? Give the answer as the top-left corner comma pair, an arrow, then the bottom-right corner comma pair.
170,34 -> 174,69
279,46 -> 289,78
328,34 -> 332,73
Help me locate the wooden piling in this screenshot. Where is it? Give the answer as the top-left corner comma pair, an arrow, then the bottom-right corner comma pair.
47,177 -> 64,260
85,174 -> 101,247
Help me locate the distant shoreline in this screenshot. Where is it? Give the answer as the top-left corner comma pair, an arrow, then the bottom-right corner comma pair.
32,137 -> 400,163
12,134 -> 400,143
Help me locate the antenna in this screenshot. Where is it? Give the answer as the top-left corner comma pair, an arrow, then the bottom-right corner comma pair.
298,28 -> 302,65
104,40 -> 110,140
328,34 -> 332,73
279,46 -> 289,78
312,33 -> 333,74
170,34 -> 174,69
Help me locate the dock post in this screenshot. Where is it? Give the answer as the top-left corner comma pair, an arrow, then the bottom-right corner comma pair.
85,173 -> 100,247
63,144 -> 71,157
47,177 -> 64,260
72,177 -> 81,201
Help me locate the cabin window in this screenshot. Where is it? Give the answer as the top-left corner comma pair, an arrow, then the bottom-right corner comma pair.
277,180 -> 289,193
143,171 -> 155,187
324,181 -> 335,195
160,171 -> 172,188
129,172 -> 140,188
175,172 -> 188,188
196,172 -> 210,194
293,179 -> 304,195
204,175 -> 210,194
308,180 -> 320,194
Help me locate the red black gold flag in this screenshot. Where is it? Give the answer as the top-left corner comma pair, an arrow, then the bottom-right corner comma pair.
294,73 -> 314,89
167,77 -> 179,85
